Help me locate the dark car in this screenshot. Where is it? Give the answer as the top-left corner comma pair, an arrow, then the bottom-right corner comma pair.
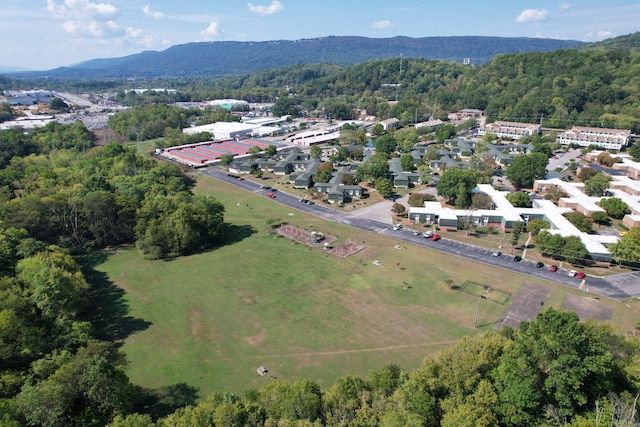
513,255 -> 522,262
535,262 -> 544,268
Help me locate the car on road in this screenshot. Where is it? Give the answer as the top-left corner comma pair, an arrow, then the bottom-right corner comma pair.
577,272 -> 586,279
567,270 -> 577,277
423,230 -> 434,238
513,255 -> 522,262
308,200 -> 315,205
392,224 -> 403,230
299,199 -> 307,203
491,250 -> 502,257
430,234 -> 441,241
268,193 -> 276,198
550,265 -> 558,272
535,262 -> 544,268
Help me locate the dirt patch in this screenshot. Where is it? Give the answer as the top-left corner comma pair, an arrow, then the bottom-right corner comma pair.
494,282 -> 551,330
562,294 -> 613,322
235,290 -> 258,305
327,240 -> 367,258
190,310 -> 203,339
242,330 -> 267,347
276,224 -> 337,248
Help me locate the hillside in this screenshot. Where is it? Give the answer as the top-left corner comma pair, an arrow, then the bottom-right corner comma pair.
7,35 -> 583,79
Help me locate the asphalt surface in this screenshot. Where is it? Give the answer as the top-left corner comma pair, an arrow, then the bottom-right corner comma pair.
203,168 -> 638,300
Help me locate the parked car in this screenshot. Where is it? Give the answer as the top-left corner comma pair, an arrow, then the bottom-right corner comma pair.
550,265 -> 558,272
567,270 -> 577,277
535,262 -> 544,268
491,250 -> 502,257
423,230 -> 434,238
577,272 -> 586,279
308,200 -> 315,205
392,224 -> 403,231
268,193 -> 276,198
430,234 -> 441,241
513,255 -> 522,262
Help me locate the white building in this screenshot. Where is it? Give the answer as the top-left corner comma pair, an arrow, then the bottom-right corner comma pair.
477,121 -> 541,140
0,116 -> 57,130
556,126 -> 632,150
3,90 -> 55,106
182,122 -> 254,140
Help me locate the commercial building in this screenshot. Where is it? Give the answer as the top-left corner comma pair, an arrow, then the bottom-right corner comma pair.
183,122 -> 254,140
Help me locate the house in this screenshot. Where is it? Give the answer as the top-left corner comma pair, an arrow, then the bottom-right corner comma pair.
313,166 -> 364,203
556,126 -> 631,150
477,121 -> 541,140
448,109 -> 484,120
415,119 -> 444,131
380,118 -> 400,131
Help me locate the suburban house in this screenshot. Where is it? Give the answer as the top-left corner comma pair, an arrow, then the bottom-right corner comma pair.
556,126 -> 632,150
313,166 -> 364,203
448,109 -> 484,120
415,119 -> 444,131
379,118 -> 400,131
477,121 -> 541,140
388,157 -> 421,188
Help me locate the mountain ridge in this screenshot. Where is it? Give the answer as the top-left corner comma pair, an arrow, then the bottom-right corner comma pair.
6,35 -> 583,79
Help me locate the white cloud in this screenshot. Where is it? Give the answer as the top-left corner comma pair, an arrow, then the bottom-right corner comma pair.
372,20 -> 394,30
46,0 -> 155,48
584,30 -> 615,41
247,1 -> 284,16
200,21 -> 225,40
85,2 -> 121,21
515,9 -> 550,23
558,3 -> 574,12
142,5 -> 166,19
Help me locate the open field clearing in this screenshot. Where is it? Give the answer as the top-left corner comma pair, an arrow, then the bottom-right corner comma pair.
87,171 -> 640,397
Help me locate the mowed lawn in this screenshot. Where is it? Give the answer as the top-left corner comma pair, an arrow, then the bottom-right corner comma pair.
91,171 -> 640,397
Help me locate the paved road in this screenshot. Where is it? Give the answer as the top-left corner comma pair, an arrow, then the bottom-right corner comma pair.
203,168 -> 639,300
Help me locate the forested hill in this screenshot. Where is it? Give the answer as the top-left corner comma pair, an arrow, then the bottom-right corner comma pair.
8,35 -> 583,79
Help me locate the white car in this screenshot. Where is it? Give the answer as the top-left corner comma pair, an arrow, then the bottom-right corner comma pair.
392,224 -> 403,230
423,230 -> 434,238
491,250 -> 502,257
567,270 -> 577,277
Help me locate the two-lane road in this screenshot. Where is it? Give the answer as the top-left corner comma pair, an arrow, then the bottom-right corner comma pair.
203,168 -> 637,300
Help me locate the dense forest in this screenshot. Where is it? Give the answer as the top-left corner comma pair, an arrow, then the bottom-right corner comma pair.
6,35 -> 583,79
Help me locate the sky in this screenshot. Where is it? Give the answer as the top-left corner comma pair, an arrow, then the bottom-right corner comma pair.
1,0 -> 639,70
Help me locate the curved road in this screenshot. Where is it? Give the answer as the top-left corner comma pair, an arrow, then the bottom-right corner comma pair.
204,169 -> 640,300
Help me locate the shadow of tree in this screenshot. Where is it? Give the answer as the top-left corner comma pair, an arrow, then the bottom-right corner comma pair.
219,223 -> 257,247
79,251 -> 152,344
140,383 -> 200,420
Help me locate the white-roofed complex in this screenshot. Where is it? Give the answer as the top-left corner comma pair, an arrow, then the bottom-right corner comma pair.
183,122 -> 254,140
477,121 -> 541,140
556,126 -> 631,150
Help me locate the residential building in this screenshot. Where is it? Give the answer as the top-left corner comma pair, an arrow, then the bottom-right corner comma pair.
556,126 -> 631,150
477,121 -> 541,140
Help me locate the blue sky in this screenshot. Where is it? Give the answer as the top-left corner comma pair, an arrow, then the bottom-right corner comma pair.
2,0 -> 639,70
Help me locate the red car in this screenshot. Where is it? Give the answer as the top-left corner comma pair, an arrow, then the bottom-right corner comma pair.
430,234 -> 441,241
550,265 -> 558,272
268,193 -> 276,198
577,272 -> 586,279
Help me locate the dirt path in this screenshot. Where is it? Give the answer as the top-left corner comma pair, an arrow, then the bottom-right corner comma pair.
203,341 -> 459,362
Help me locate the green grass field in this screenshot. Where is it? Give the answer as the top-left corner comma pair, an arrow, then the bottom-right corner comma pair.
88,171 -> 640,398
